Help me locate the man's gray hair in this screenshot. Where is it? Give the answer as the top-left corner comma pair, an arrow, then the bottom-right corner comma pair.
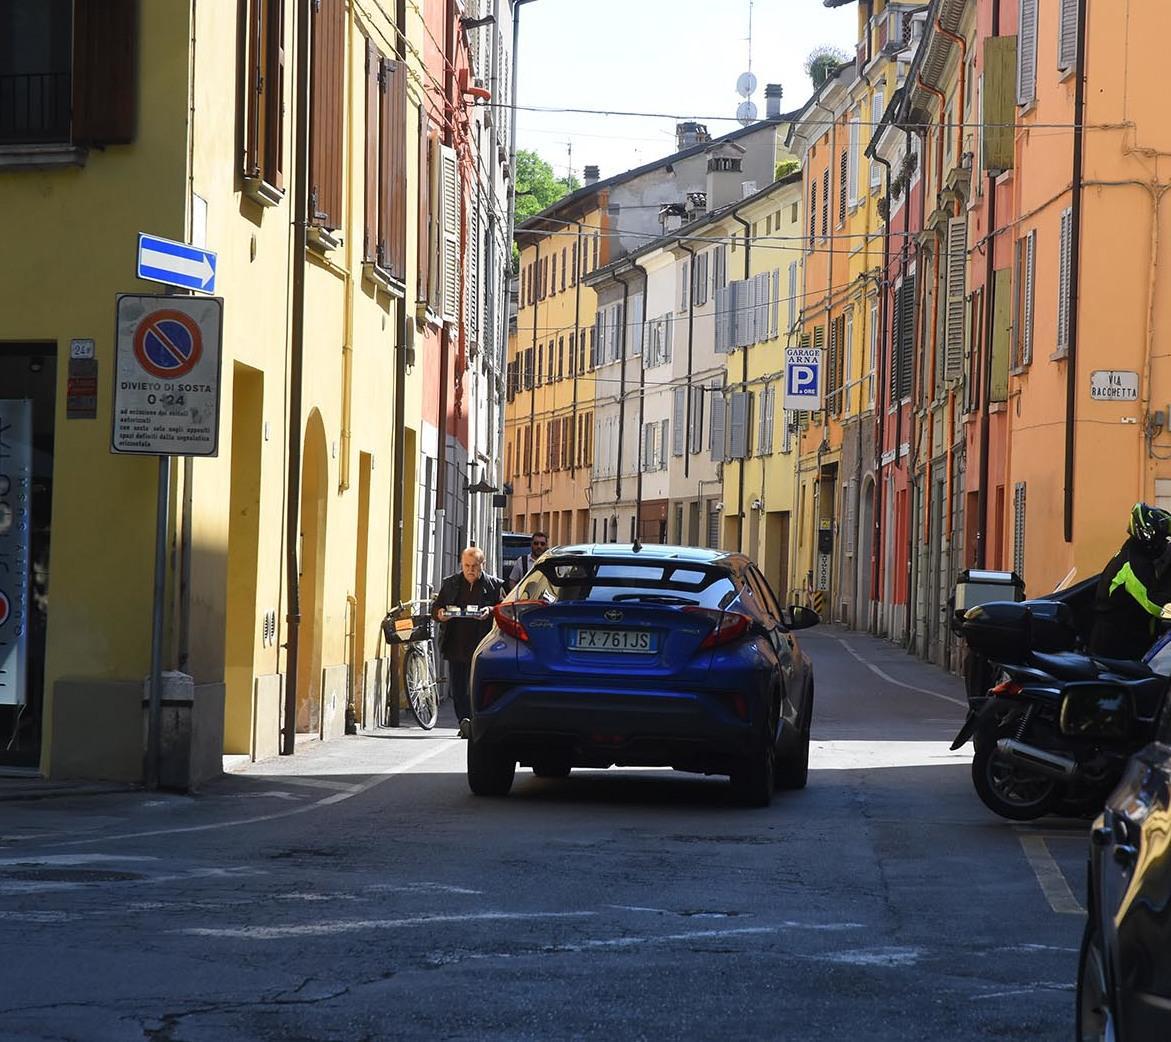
461,546 -> 485,564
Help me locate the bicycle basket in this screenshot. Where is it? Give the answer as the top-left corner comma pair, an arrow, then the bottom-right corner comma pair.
381,613 -> 433,645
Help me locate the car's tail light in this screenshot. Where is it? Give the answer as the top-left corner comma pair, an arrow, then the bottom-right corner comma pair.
683,607 -> 752,649
990,679 -> 1024,697
493,601 -> 539,642
478,683 -> 510,710
717,691 -> 750,721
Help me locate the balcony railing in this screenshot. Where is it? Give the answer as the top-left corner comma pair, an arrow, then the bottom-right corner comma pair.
0,72 -> 70,144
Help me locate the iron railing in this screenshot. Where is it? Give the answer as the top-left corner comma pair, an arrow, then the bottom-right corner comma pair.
0,72 -> 70,144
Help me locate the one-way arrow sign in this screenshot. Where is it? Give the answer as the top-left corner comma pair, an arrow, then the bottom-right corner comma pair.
136,232 -> 217,294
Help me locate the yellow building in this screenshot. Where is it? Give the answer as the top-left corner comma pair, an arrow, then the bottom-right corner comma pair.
717,174 -> 805,603
507,199 -> 609,545
0,0 -> 433,780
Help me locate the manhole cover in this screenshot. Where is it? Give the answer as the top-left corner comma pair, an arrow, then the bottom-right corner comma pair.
0,868 -> 145,883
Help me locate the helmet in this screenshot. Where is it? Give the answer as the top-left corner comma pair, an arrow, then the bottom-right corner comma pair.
1129,502 -> 1171,553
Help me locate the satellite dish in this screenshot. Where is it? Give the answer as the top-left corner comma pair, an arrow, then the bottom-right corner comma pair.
736,100 -> 758,126
735,71 -> 757,98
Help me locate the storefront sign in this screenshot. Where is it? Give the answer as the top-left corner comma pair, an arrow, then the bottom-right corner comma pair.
112,294 -> 223,456
1090,370 -> 1138,401
0,400 -> 31,706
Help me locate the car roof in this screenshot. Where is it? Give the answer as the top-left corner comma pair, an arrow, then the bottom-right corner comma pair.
547,543 -> 746,568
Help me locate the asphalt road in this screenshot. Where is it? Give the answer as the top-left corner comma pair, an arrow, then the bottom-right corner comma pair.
0,626 -> 1088,1041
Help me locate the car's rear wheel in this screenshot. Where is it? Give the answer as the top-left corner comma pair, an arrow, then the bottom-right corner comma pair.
776,693 -> 812,791
731,728 -> 775,808
467,739 -> 516,796
1076,923 -> 1117,1042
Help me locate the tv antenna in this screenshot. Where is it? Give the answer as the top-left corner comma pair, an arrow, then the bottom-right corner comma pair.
734,1 -> 757,127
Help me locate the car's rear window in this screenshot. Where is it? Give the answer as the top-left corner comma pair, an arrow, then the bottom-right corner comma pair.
517,558 -> 737,609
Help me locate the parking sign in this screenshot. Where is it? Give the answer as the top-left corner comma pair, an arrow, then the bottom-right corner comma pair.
784,347 -> 823,411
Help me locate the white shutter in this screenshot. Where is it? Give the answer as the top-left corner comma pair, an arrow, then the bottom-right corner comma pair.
467,189 -> 481,343
440,144 -> 461,322
729,391 -> 748,459
945,216 -> 967,380
679,259 -> 690,312
642,424 -> 653,472
673,387 -> 685,456
659,419 -> 669,470
1017,0 -> 1038,106
788,261 -> 798,329
710,382 -> 726,461
1057,208 -> 1073,353
1023,230 -> 1036,365
870,92 -> 884,188
1013,481 -> 1027,577
738,280 -> 752,348
848,115 -> 860,206
689,384 -> 704,454
1058,0 -> 1078,71
771,269 -> 781,339
664,312 -> 673,363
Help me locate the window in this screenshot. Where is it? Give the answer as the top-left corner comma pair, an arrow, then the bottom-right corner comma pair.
891,274 -> 916,401
679,259 -> 691,312
568,332 -> 576,377
246,0 -> 287,191
765,215 -> 772,235
869,92 -> 885,189
557,336 -> 565,381
310,0 -> 345,231
847,112 -> 860,206
944,216 -> 967,380
572,242 -> 578,284
689,384 -> 705,454
1058,0 -> 1078,71
821,167 -> 830,239
694,251 -> 710,307
728,391 -> 750,459
867,298 -> 879,410
550,253 -> 557,295
788,261 -> 799,330
710,379 -> 727,462
363,46 -> 408,279
1056,208 -> 1073,355
1017,0 -> 1038,106
673,387 -> 686,457
809,178 -> 818,248
757,385 -> 775,455
645,314 -> 673,368
838,149 -> 847,226
844,309 -> 855,416
0,0 -> 138,150
561,247 -> 567,291
1013,482 -> 1027,578
1013,230 -> 1036,368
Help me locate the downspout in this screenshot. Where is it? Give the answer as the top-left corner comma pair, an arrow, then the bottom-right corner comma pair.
436,3 -> 456,572
976,0 -> 1002,568
282,0 -> 312,755
1064,0 -> 1088,542
527,238 -> 541,519
615,268 -> 631,511
906,125 -> 929,651
388,0 -> 407,726
730,206 -> 752,553
624,261 -> 649,540
570,220 -> 583,481
871,148 -> 893,629
678,240 -> 697,482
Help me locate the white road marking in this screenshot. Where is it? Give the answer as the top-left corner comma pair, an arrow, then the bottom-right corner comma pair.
975,982 -> 1076,1000
52,740 -> 459,847
366,883 -> 483,895
1018,834 -> 1084,915
273,777 -> 362,793
0,853 -> 159,866
177,910 -> 596,940
834,638 -> 967,708
810,740 -> 972,771
819,946 -> 923,967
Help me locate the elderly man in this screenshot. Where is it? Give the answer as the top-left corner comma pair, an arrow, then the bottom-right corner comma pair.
431,546 -> 505,736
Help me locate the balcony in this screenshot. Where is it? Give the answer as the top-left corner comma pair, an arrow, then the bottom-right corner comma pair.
0,72 -> 70,145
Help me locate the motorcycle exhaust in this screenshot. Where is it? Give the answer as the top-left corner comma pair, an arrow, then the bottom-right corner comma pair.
995,739 -> 1078,780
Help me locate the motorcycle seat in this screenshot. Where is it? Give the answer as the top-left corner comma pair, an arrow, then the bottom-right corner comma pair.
1091,657 -> 1155,680
1030,651 -> 1102,681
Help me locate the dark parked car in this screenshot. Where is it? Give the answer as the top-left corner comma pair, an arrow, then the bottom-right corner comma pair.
1078,693 -> 1171,1041
464,544 -> 819,806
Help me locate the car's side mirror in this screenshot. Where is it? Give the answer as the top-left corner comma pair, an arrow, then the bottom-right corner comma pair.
785,605 -> 820,631
1059,684 -> 1132,739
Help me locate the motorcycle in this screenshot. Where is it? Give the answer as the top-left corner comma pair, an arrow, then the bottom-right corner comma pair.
952,596 -> 1170,821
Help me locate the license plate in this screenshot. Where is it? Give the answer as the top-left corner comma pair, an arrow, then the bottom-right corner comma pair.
571,628 -> 655,653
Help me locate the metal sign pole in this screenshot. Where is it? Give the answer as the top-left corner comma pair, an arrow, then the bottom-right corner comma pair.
145,454 -> 171,791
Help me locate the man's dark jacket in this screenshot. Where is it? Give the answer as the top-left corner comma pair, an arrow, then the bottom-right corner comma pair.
1088,536 -> 1171,660
431,571 -> 505,662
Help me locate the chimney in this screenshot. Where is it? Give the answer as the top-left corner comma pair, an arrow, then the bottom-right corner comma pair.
705,151 -> 744,209
765,83 -> 783,119
685,191 -> 707,222
675,121 -> 711,151
584,164 -> 600,186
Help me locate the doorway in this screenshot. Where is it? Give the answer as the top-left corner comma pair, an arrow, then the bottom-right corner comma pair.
296,410 -> 329,735
0,343 -> 56,768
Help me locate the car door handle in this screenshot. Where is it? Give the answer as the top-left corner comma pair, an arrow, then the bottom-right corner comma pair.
1091,825 -> 1113,847
1113,844 -> 1138,869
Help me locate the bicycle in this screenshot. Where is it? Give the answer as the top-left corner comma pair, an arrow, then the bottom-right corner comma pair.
382,599 -> 444,729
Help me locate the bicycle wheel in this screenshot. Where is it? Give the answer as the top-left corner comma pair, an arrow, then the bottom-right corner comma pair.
404,644 -> 439,729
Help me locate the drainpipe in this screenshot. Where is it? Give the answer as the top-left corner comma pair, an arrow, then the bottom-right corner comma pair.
621,261 -> 649,541
976,0 -> 1002,569
677,240 -> 697,482
570,220 -> 583,480
730,206 -> 751,553
527,238 -> 541,520
282,0 -> 312,755
869,140 -> 893,631
1064,0 -> 1088,543
615,268 -> 631,509
905,125 -> 928,652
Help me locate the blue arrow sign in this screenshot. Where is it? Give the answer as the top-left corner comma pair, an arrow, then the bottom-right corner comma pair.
137,233 -> 217,294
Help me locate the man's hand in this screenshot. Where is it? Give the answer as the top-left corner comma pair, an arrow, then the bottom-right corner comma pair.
435,607 -> 451,623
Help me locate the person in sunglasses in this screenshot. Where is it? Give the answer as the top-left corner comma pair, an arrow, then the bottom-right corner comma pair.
505,531 -> 548,594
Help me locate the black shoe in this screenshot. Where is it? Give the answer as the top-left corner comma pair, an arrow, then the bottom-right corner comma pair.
458,718 -> 470,739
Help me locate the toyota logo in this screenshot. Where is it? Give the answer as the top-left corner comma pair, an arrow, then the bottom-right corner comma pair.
604,608 -> 623,622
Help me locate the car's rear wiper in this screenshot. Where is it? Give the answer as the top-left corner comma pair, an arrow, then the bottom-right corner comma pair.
611,593 -> 697,605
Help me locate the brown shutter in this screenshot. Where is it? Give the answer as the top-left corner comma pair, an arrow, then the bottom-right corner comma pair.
309,0 -> 345,228
264,0 -> 287,189
386,60 -> 408,282
363,38 -> 379,263
72,0 -> 138,146
244,0 -> 263,175
417,111 -> 431,299
377,58 -> 391,268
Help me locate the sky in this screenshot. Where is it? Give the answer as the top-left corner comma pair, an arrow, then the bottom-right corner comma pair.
512,0 -> 859,182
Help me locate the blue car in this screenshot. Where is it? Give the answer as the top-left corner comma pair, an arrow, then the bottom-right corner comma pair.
466,544 -> 819,806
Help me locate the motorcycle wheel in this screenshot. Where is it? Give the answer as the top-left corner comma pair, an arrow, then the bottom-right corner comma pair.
971,728 -> 1064,821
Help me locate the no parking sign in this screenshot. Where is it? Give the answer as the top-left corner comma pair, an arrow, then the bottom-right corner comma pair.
783,347 -> 823,411
112,294 -> 223,456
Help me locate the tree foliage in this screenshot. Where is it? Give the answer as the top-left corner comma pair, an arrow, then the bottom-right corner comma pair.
805,46 -> 851,89
514,150 -> 581,222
